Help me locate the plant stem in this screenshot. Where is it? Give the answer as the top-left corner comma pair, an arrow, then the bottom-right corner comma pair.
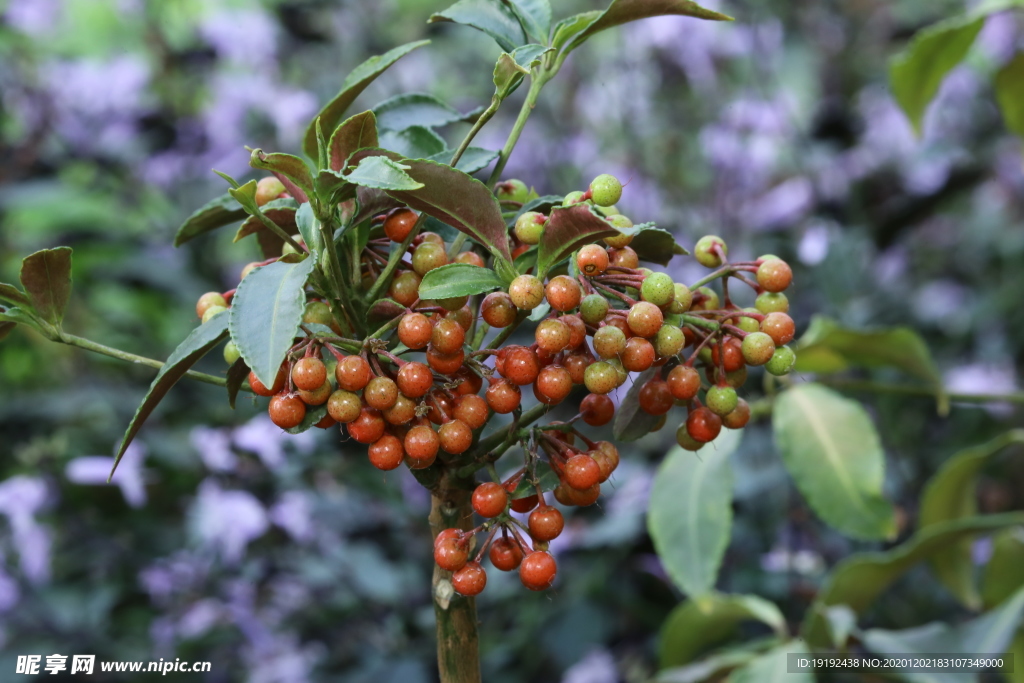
487,73 -> 550,187
451,99 -> 499,169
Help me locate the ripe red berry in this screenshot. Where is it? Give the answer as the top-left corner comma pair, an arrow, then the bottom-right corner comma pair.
564,353 -> 590,385
412,241 -> 448,276
676,423 -> 705,451
383,394 -> 417,425
545,275 -> 583,312
486,380 -> 522,414
576,244 -> 609,276
298,380 -> 332,406
580,393 -> 615,426
535,365 -> 573,405
453,367 -> 484,395
639,379 -> 674,416
368,435 -> 404,470
472,482 -> 508,518
397,361 -> 433,398
336,355 -> 372,391
760,312 -> 795,346
621,337 -> 656,372
528,505 -> 564,542
535,318 -> 571,354
501,346 -> 540,386
554,482 -> 601,506
593,325 -> 627,359
439,419 -> 473,454
398,313 -> 433,349
722,397 -> 751,429
667,365 -> 701,401
434,536 -> 469,572
327,389 -> 362,423
388,270 -> 422,308
348,407 -> 386,444
519,551 -> 557,591
481,291 -> 517,328
608,246 -> 639,269
687,406 -> 722,443
425,392 -> 453,424
564,454 -> 601,490
383,208 -> 418,242
431,318 -> 466,355
196,292 -> 227,319
452,562 -> 487,596
508,275 -> 546,310
757,258 -> 793,292
405,423 -> 440,464
710,337 -> 745,373
453,394 -> 488,430
269,394 -> 306,429
454,251 -> 486,267
489,537 -> 524,571
591,442 -> 620,482
249,367 -> 286,397
426,347 -> 465,375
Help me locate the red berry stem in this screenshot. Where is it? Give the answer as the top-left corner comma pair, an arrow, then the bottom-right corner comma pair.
591,281 -> 637,306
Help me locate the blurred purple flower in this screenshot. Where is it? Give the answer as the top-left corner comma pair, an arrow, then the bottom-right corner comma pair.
0,475 -> 52,583
233,414 -> 315,470
4,0 -> 60,35
270,491 -> 314,543
561,648 -> 618,683
242,633 -> 324,683
189,480 -> 269,563
912,280 -> 970,328
740,177 -> 813,231
0,551 -> 20,613
200,10 -> 278,68
177,598 -> 225,640
190,426 -> 238,473
65,442 -> 147,507
946,363 -> 1019,411
798,221 -> 832,265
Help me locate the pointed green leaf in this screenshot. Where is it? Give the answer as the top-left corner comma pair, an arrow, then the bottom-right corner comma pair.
20,247 -> 72,327
346,156 -> 425,191
773,383 -> 896,540
613,367 -> 659,441
508,0 -> 551,43
538,203 -> 618,278
229,258 -> 316,388
658,592 -> 787,668
379,126 -> 448,158
373,93 -> 465,131
509,462 -> 560,499
426,147 -> 500,174
173,193 -> 247,246
249,150 -> 314,202
303,40 -> 430,159
729,641 -> 811,683
112,313 -> 230,477
649,430 -> 740,598
226,356 -> 251,409
995,50 -> 1024,138
428,0 -> 527,52
552,11 -> 602,52
919,430 -> 1024,608
982,529 -> 1024,609
0,283 -> 32,309
567,0 -> 733,54
802,512 -> 1024,648
294,202 -> 324,257
328,111 -> 379,172
626,225 -> 689,265
418,263 -> 503,300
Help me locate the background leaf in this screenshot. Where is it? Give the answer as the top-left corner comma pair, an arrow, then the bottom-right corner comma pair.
773,383 -> 896,540
566,0 -> 732,54
995,51 -> 1024,138
426,147 -> 499,174
728,641 -> 811,683
173,193 -> 247,246
0,321 -> 15,342
982,529 -> 1024,609
345,156 -> 424,191
428,0 -> 528,52
328,111 -> 379,172
418,263 -> 503,299
228,258 -> 316,388
648,430 -> 740,598
302,40 -> 430,159
372,93 -> 464,132
537,203 -> 618,277
379,127 -> 448,158
20,247 -> 73,327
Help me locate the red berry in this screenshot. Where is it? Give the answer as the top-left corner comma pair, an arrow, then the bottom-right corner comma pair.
249,367 -> 286,397
452,562 -> 487,596
347,407 -> 386,444
364,376 -> 399,411
481,292 -> 517,328
383,394 -> 417,425
388,270 -> 421,308
336,355 -> 372,391
397,361 -> 433,398
722,397 -> 751,430
519,551 -> 557,591
434,536 -> 469,572
528,506 -> 564,542
760,312 -> 795,346
534,365 -> 573,405
757,258 -> 792,292
667,365 -> 701,401
564,353 -> 590,385
269,394 -> 306,429
368,435 -> 404,470
489,537 -> 524,571
439,419 -> 473,454
687,406 -> 722,443
535,318 -> 571,354
561,314 -> 586,349
621,337 -> 656,372
501,346 -> 540,386
454,251 -> 485,267
431,318 -> 466,355
580,393 -> 615,426
405,423 -> 440,464
608,246 -> 639,270
472,482 -> 508,518
545,276 -> 582,312
576,244 -> 609,276
398,313 -> 433,349
327,389 -> 362,423
453,394 -> 489,430
639,380 -> 674,416
627,301 -> 664,338
564,454 -> 601,490
384,207 -> 418,242
710,337 -> 745,373
426,347 -> 465,375
486,380 -> 521,414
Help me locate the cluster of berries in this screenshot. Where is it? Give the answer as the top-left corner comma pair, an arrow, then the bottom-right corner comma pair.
194,172 -> 797,595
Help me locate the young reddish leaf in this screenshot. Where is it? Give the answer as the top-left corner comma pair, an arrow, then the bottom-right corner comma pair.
250,150 -> 313,203
0,283 -> 32,309
111,312 -> 230,478
20,247 -> 73,327
173,193 -> 248,246
352,187 -> 403,226
537,204 -> 618,278
329,111 -> 380,172
567,0 -> 733,53
302,40 -> 430,159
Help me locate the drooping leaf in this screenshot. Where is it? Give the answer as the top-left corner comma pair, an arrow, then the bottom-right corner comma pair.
658,592 -> 787,668
861,585 -> 1024,683
801,512 -> 1024,648
249,150 -> 314,202
426,147 -> 500,174
612,367 -> 659,441
507,0 -> 551,43
982,529 -> 1024,609
226,357 -> 251,410
538,203 -> 619,278
428,0 -> 528,52
919,430 -> 1024,608
173,193 -> 247,246
229,258 -> 316,388
329,111 -> 379,172
20,247 -> 73,327
995,50 -> 1024,138
655,638 -> 782,683
379,126 -> 448,158
418,263 -> 504,300
0,307 -> 42,333
649,429 -> 740,598
774,383 -> 896,540
112,313 -> 230,477
551,11 -> 602,51
795,316 -> 948,414
345,156 -> 425,191
625,224 -> 689,265
302,40 -> 430,159
566,0 -> 733,54
373,93 -> 465,132
728,641 -> 812,683
286,403 -> 328,435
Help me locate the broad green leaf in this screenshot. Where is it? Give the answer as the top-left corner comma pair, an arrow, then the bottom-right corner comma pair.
418,263 -> 503,299
995,51 -> 1024,138
0,283 -> 31,309
612,367 -> 658,441
229,258 -> 316,388
510,462 -> 560,499
982,529 -> 1024,609
649,430 -> 740,598
302,40 -> 430,159
380,126 -> 448,158
428,0 -> 527,52
658,592 -> 787,668
801,512 -> 1024,648
20,247 -> 72,327
729,641 -> 811,683
426,147 -> 500,174
345,156 -> 424,191
172,193 -> 247,246
226,357 -> 250,410
1010,632 -> 1024,683
508,0 -> 551,43
373,93 -> 464,132
919,430 -> 1024,608
112,313 -> 229,477
537,203 -> 619,278
551,11 -> 602,52
286,403 -> 328,434
795,316 -> 948,414
328,111 -> 379,172
567,0 -> 732,54
249,150 -> 314,202
625,225 -> 689,265
655,638 -> 780,682
294,203 -> 324,257
862,585 -> 1024,683
774,383 -> 896,540
315,169 -> 357,206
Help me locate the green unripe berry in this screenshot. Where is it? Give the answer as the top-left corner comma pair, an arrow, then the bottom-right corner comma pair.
607,358 -> 628,386
706,385 -> 738,416
597,204 -> 620,217
765,346 -> 796,376
755,291 -> 789,314
604,214 -> 634,248
735,309 -> 761,333
580,294 -> 610,325
202,305 -> 227,324
494,179 -> 529,203
676,423 -> 704,451
412,241 -> 448,276
694,235 -> 728,268
562,190 -> 587,206
697,347 -> 714,365
282,236 -> 305,256
514,211 -> 546,245
223,341 -> 241,365
758,253 -> 781,261
654,324 -> 685,357
741,331 -> 776,366
641,272 -> 675,307
589,174 -> 623,207
696,286 -> 720,311
668,284 -> 693,314
593,325 -> 627,359
584,361 -> 618,395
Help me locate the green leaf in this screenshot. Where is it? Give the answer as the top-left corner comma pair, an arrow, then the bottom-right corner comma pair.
728,641 -> 812,683
379,126 -> 448,158
345,156 -> 424,191
426,147 -> 500,174
773,383 -> 896,540
612,367 -> 658,441
801,512 -> 1024,648
0,306 -> 42,332
982,529 -> 1024,609
658,592 -> 787,668
625,224 -> 689,265
294,203 -> 324,257
995,51 -> 1024,138
20,247 -> 73,327
418,263 -> 503,300
428,0 -> 528,52
493,45 -> 553,100
537,203 -> 619,278
507,0 -> 551,43
112,313 -> 229,477
226,357 -> 250,410
249,150 -> 314,202
861,585 -> 1024,682
172,193 -> 247,246
286,403 -> 328,434
919,430 -> 1024,608
303,40 -> 430,159
649,429 -> 740,598
795,316 -> 948,414
328,111 -> 379,172
229,258 -> 316,388
373,93 -> 465,132
0,283 -> 31,309
566,0 -> 732,54
551,11 -> 602,52
655,638 -> 781,683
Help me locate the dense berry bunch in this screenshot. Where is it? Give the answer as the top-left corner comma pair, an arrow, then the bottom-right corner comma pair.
197,173 -> 797,595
